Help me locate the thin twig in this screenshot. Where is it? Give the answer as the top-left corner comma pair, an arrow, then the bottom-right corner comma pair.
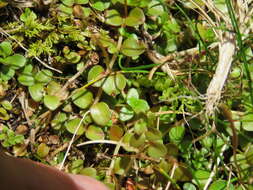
165,163 -> 177,190
18,92 -> 32,126
154,110 -> 192,116
107,139 -> 123,178
77,140 -> 138,152
59,111 -> 90,170
203,138 -> 228,190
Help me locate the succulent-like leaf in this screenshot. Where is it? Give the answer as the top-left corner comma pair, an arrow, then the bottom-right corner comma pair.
35,69 -> 52,84
28,83 -> 44,102
1,54 -> 26,69
0,41 -> 12,57
72,89 -> 93,109
125,8 -> 145,27
121,37 -> 145,57
90,102 -> 111,126
105,9 -> 123,26
44,95 -> 60,110
85,125 -> 105,140
65,118 -> 85,135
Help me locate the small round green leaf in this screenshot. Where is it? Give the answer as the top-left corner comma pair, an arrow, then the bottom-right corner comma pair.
127,98 -> 149,114
102,73 -> 126,96
169,126 -> 185,144
72,89 -> 93,109
0,66 -> 15,81
125,8 -> 145,27
119,106 -> 134,121
230,67 -> 241,78
145,128 -> 162,141
22,64 -> 33,74
0,41 -> 12,57
35,69 -> 53,84
18,74 -> 35,86
241,114 -> 253,131
2,54 -> 26,69
65,118 -> 85,135
115,73 -> 127,91
109,125 -> 124,141
59,4 -> 73,15
201,136 -> 213,149
208,180 -> 226,190
51,112 -> 67,130
44,95 -> 60,110
0,100 -> 12,110
196,23 -> 215,42
121,37 -> 145,57
37,143 -> 50,158
134,120 -> 147,135
147,0 -> 165,16
28,83 -> 44,102
130,134 -> 146,148
0,107 -> 9,120
46,81 -> 62,95
194,170 -> 210,180
85,125 -> 105,140
183,183 -> 196,190
147,141 -> 167,159
80,167 -> 97,178
65,52 -> 81,64
70,159 -> 84,174
105,9 -> 123,26
63,103 -> 73,113
87,65 -> 105,87
91,1 -> 110,11
126,88 -> 139,99
90,102 -> 111,126
113,157 -> 131,175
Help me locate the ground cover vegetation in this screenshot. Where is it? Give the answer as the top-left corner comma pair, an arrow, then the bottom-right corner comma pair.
0,0 -> 253,189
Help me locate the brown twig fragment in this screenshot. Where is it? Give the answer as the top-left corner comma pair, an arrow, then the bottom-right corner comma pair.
18,92 -> 32,126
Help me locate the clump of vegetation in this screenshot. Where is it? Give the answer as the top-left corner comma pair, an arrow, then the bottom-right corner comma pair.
0,0 -> 253,189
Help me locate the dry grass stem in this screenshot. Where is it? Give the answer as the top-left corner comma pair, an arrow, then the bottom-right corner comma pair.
205,34 -> 236,115
165,163 -> 177,190
18,92 -> 32,126
59,111 -> 90,170
77,140 -> 138,152
203,139 -> 228,190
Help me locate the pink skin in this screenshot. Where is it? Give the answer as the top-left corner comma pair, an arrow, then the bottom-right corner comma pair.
0,150 -> 108,190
